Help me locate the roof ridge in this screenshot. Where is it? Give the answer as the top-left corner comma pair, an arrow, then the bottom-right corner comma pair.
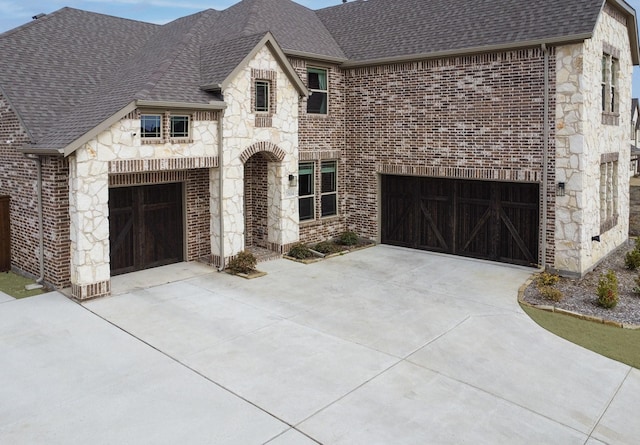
136,10 -> 215,100
0,7 -> 67,39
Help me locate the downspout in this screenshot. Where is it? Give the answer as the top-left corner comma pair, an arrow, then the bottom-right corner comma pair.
24,154 -> 45,284
541,43 -> 550,270
217,109 -> 226,271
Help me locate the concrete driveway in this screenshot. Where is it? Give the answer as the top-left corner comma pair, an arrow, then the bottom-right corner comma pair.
1,245 -> 638,444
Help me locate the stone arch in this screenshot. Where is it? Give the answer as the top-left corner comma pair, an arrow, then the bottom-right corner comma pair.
239,141 -> 286,164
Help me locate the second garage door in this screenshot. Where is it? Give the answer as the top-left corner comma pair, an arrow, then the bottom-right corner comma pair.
109,183 -> 184,276
381,176 -> 539,267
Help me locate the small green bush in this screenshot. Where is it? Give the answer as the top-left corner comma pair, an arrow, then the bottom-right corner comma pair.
227,251 -> 257,274
314,241 -> 340,254
596,269 -> 619,309
634,275 -> 640,295
288,243 -> 314,259
338,231 -> 359,246
536,271 -> 560,287
624,248 -> 640,270
539,285 -> 564,302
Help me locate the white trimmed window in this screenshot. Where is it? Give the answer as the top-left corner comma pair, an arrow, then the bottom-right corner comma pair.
321,161 -> 337,217
307,68 -> 328,114
600,155 -> 619,232
299,162 -> 315,221
141,114 -> 162,139
601,54 -> 619,114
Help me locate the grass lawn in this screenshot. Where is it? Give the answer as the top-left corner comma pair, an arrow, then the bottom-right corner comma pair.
522,304 -> 640,370
0,271 -> 45,299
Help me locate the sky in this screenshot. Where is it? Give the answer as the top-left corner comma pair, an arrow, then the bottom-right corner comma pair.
1,0 -> 640,96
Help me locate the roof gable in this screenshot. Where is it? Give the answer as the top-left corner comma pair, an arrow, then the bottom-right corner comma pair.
200,32 -> 307,95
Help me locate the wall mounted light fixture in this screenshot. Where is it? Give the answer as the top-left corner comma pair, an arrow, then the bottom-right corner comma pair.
557,182 -> 565,197
288,174 -> 297,187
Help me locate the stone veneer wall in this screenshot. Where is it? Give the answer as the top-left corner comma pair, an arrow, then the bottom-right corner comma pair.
212,45 -> 299,266
0,91 -> 71,288
554,3 -> 632,275
70,111 -> 219,299
343,48 -> 555,263
290,58 -> 348,243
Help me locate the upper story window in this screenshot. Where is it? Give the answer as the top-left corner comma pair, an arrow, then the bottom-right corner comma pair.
255,80 -> 270,113
307,68 -> 328,114
601,53 -> 619,117
170,115 -> 190,138
141,114 -> 162,139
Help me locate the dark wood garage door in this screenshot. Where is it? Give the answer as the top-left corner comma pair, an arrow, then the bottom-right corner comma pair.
381,176 -> 539,266
109,183 -> 184,276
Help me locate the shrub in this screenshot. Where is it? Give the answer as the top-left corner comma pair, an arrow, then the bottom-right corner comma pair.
539,285 -> 563,302
227,251 -> 257,274
624,248 -> 640,270
338,231 -> 359,246
596,269 -> 619,309
634,274 -> 640,295
314,241 -> 339,254
288,243 -> 313,259
536,271 -> 559,287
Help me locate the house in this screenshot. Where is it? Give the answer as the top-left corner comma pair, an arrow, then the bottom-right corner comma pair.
0,0 -> 638,299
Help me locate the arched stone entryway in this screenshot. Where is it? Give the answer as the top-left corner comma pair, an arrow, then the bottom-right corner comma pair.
240,142 -> 287,257
244,152 -> 269,249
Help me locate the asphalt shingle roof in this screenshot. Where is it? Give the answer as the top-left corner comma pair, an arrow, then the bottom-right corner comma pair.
0,0 -> 634,153
317,0 -> 604,63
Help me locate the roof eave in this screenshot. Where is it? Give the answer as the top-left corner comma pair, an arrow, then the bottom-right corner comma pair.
17,145 -> 64,156
283,49 -> 348,65
340,34 -> 594,68
136,99 -> 227,110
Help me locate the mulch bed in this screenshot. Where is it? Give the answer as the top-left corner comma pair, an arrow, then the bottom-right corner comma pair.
522,239 -> 640,326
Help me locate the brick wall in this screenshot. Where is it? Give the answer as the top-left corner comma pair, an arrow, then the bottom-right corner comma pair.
343,48 -> 556,265
290,58 -> 349,243
244,153 -> 268,248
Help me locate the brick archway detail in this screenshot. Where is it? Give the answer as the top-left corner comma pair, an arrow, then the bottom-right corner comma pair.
239,141 -> 286,164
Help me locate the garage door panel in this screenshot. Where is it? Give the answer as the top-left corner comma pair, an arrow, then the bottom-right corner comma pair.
381,176 -> 417,247
110,183 -> 184,276
381,175 -> 539,267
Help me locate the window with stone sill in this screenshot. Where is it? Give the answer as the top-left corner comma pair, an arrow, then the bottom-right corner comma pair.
601,53 -> 620,126
600,153 -> 619,233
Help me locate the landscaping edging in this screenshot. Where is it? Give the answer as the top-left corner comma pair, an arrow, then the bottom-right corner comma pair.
517,278 -> 640,330
226,270 -> 267,279
284,242 -> 375,264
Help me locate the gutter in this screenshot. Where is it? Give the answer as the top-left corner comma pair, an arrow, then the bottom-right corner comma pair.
217,109 -> 226,272
541,43 -> 550,270
340,34 -> 592,69
24,154 -> 45,285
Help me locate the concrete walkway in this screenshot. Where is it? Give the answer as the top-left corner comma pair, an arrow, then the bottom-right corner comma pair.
1,245 -> 638,444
